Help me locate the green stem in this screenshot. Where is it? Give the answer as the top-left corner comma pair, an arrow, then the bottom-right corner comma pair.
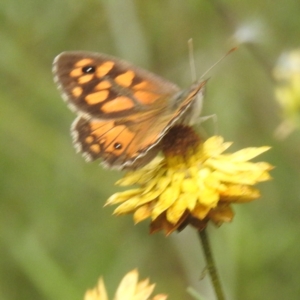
198,229 -> 225,300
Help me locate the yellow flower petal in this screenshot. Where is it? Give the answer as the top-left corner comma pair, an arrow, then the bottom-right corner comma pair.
152,186 -> 180,220
134,279 -> 156,300
225,146 -> 271,162
191,204 -> 211,220
84,278 -> 108,300
105,189 -> 142,206
115,269 -> 139,300
113,196 -> 142,215
220,184 -> 261,201
156,176 -> 172,191
203,136 -> 232,156
198,186 -> 219,207
171,171 -> 185,186
117,159 -> 164,186
166,196 -> 189,224
181,178 -> 198,193
134,205 -> 152,223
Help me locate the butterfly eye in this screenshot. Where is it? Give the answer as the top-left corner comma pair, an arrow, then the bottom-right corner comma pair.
114,142 -> 122,150
82,66 -> 96,74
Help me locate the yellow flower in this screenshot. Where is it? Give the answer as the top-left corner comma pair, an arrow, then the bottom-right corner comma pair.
273,49 -> 300,138
106,126 -> 273,235
84,269 -> 167,300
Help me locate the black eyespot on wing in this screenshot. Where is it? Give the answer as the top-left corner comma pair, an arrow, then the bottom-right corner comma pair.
82,66 -> 96,74
114,142 -> 122,150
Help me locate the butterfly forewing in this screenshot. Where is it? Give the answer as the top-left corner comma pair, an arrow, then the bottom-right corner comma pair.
53,51 -> 180,119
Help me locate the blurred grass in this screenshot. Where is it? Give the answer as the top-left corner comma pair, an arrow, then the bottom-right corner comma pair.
1,0 -> 300,299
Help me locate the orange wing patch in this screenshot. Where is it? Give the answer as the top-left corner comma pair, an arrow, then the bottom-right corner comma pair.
132,80 -> 154,90
78,74 -> 94,84
89,120 -> 114,136
72,86 -> 83,97
90,144 -> 101,154
95,80 -> 112,90
85,90 -> 109,105
102,125 -> 135,153
70,68 -> 83,77
115,70 -> 135,87
96,61 -> 115,78
101,96 -> 134,113
75,58 -> 94,67
134,90 -> 160,105
84,136 -> 94,144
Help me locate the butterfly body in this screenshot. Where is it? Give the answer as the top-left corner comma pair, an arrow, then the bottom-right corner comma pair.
53,51 -> 207,169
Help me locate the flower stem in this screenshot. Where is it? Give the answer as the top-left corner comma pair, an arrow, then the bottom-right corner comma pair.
198,229 -> 225,300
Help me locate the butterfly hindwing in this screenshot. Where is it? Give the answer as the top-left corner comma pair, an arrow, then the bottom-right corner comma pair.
72,116 -> 161,169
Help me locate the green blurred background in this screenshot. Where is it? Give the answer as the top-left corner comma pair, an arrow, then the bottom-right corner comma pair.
1,1 -> 300,299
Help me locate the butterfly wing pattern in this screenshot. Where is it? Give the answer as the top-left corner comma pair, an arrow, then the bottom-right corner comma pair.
53,51 -> 206,169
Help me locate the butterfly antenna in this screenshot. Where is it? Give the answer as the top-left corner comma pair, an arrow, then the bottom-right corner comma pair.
199,46 -> 238,81
188,38 -> 197,82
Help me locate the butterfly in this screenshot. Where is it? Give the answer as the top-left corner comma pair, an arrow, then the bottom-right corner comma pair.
53,51 -> 207,170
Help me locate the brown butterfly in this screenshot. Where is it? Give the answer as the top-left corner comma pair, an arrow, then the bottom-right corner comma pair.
53,51 -> 207,170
